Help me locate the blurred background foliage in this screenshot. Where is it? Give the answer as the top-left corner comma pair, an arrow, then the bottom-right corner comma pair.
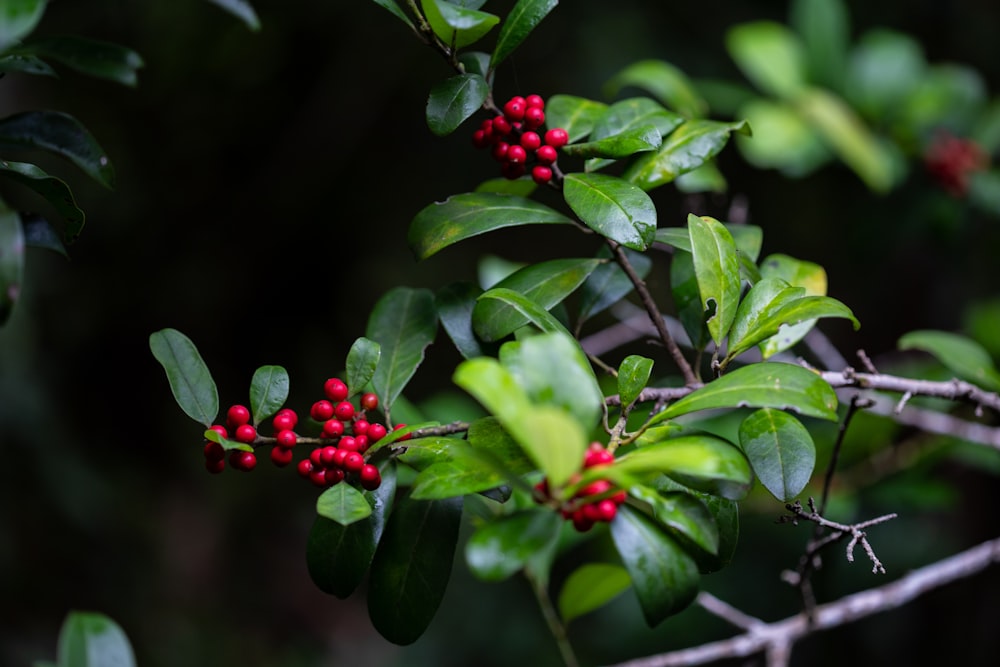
2,1 -> 1000,665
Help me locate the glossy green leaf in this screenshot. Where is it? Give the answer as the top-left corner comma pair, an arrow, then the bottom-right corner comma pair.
615,435 -> 752,499
367,494 -> 463,645
655,477 -> 739,573
739,408 -> 815,501
490,0 -> 558,69
307,463 -> 397,598
346,337 -> 381,396
21,215 -> 67,257
670,249 -> 710,352
0,111 -> 115,188
435,282 -> 486,359
317,483 -> 374,526
426,73 -> 489,136
149,328 -> 218,426
411,459 -> 506,499
18,36 -> 143,86
0,160 -> 85,242
249,365 -> 289,424
420,0 -> 499,49
366,287 -> 437,410
56,611 -> 135,667
562,124 -> 660,161
898,330 -> 1000,391
726,21 -> 807,99
394,435 -> 467,469
758,253 -> 830,358
203,428 -> 251,452
629,485 -> 719,557
0,205 -> 24,325
688,214 -> 741,347
0,0 -> 46,53
202,0 -> 260,30
558,563 -> 631,624
735,98 -> 830,176
544,95 -> 608,142
657,223 -> 760,258
577,247 -> 651,324
652,362 -> 839,424
409,192 -> 573,260
563,173 -> 656,251
790,0 -> 849,90
610,505 -> 700,626
593,97 -> 685,141
474,176 -> 536,196
465,510 -> 562,581
466,416 -> 536,477
471,258 -> 600,341
604,60 -> 708,119
618,355 -> 653,408
624,119 -> 750,191
370,0 -> 414,27
476,288 -> 571,338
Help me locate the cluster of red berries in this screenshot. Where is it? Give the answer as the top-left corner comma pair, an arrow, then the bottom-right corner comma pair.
202,377 -> 410,493
924,131 -> 988,197
534,442 -> 627,532
471,93 -> 568,185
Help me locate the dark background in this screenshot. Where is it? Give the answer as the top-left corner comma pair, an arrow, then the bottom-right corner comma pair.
2,1 -> 1000,665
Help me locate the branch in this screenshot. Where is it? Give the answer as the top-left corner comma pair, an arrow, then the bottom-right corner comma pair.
819,367 -> 1000,414
603,534 -> 1000,667
781,499 -> 897,576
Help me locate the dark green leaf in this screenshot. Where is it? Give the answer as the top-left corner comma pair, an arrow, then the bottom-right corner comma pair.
472,258 -> 600,341
544,95 -> 608,142
409,192 -> 573,260
898,330 -> 1000,391
346,337 -> 381,396
0,204 -> 24,325
604,60 -> 708,119
558,563 -> 631,624
616,434 -> 753,499
0,53 -> 55,76
0,0 -> 46,53
473,176 -> 537,196
367,494 -> 463,645
435,282 -> 487,359
651,362 -> 839,424
490,0 -> 558,69
249,365 -> 289,424
426,73 -> 489,136
655,477 -> 739,573
202,0 -> 261,31
561,125 -> 661,160
420,0 -> 499,49
618,355 -> 654,408
149,328 -> 218,426
739,408 -> 815,501
56,611 -> 136,667
18,36 -> 143,86
689,214 -> 741,346
366,287 -> 438,410
465,510 -> 562,581
458,50 -> 491,82
21,214 -> 67,257
577,247 -> 651,324
370,0 -> 414,28
0,160 -> 85,242
563,173 -> 656,251
790,0 -> 849,90
411,460 -> 507,499
317,483 -> 373,526
670,249 -> 710,351
624,119 -> 750,190
610,505 -> 699,626
726,21 -> 807,99
593,97 -> 685,141
477,288 -> 571,338
628,485 -> 719,557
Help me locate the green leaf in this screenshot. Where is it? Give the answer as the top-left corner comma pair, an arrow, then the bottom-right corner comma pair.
201,0 -> 260,31
0,0 -> 46,53
426,73 -> 489,136
471,258 -> 600,341
583,98 -> 684,171
670,249 -> 710,352
435,282 -> 487,359
577,246 -> 651,324
18,36 -> 143,86
726,21 -> 807,99
654,477 -> 738,573
651,362 -> 839,424
476,288 -> 571,338
346,337 -> 381,396
203,428 -> 251,452
739,408 -> 815,502
366,287 -> 438,410
675,161 -> 728,194
735,98 -> 830,176
490,0 -> 558,69
317,483 -> 374,526
618,355 -> 653,408
604,60 -> 708,119
688,214 -> 741,347
0,204 -> 24,325
615,434 -> 753,499
845,30 -> 925,120
409,192 -> 573,260
474,176 -> 536,196
56,611 -> 135,667
307,463 -> 397,598
610,505 -> 699,626
624,119 -> 750,191
562,125 -> 661,161
758,253 -> 831,358
898,330 -> 1000,391
563,173 -> 656,251
249,365 -> 289,424
628,485 -> 719,557
21,214 -> 67,257
465,510 -> 562,581
0,160 -> 85,242
544,95 -> 608,142
420,0 -> 499,49
369,0 -> 414,28
558,563 -> 631,624
411,460 -> 506,499
149,328 -> 219,426
367,494 -> 463,645
0,53 -> 55,76
790,0 -> 849,90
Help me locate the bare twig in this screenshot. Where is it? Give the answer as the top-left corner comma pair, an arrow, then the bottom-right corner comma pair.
819,367 -> 1000,414
782,499 -> 897,575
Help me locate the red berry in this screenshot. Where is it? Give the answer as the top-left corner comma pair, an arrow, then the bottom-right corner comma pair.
525,94 -> 545,109
205,458 -> 225,474
492,142 -> 510,162
234,424 -> 257,444
360,393 -> 379,411
338,436 -> 359,452
584,448 -> 614,468
208,424 -> 228,440
492,115 -> 512,136
320,446 -> 338,467
534,479 -> 550,500
229,450 -> 256,472
501,162 -> 526,180
272,410 -> 297,431
325,468 -> 345,485
393,423 -> 412,441
545,127 -> 569,148
343,451 -> 365,473
572,510 -> 594,532
332,448 -> 349,468
612,490 -> 627,505
520,131 -> 542,151
310,400 -> 335,421
582,502 -> 603,522
226,404 -> 251,429
352,419 -> 370,435
324,377 -> 349,402
506,144 -> 527,164
535,144 -> 558,165
275,429 -> 297,448
309,468 -> 328,487
472,128 -> 490,149
354,434 -> 370,453
596,499 -> 618,522
368,423 -> 388,442
581,479 -> 612,498
270,446 -> 293,467
503,97 -> 527,121
523,106 -> 545,129
359,464 -> 382,491
334,401 -> 355,421
322,419 -> 345,438
309,447 -> 324,466
531,165 -> 553,185
204,441 -> 225,461
297,459 -> 314,478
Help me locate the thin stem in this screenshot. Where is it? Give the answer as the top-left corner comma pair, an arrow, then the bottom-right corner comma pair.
527,571 -> 580,667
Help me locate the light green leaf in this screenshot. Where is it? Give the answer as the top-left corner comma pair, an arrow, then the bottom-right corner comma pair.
758,253 -> 829,358
624,119 -> 750,191
726,21 -> 807,99
249,365 -> 289,424
316,482 -> 374,526
56,611 -> 136,667
604,60 -> 708,118
563,173 -> 656,250
845,30 -> 925,120
688,214 -> 741,346
420,0 -> 499,49
790,0 -> 849,90
490,0 -> 558,69
739,408 -> 815,501
366,287 -> 438,410
675,161 -> 728,194
149,328 -> 218,426
615,434 -> 753,499
618,355 -> 654,408
558,563 -> 631,624
898,330 -> 1000,391
735,98 -> 830,176
544,95 -> 608,142
0,0 -> 46,53
346,337 -> 381,396
411,459 -> 507,499
426,73 -> 489,136
465,510 -> 562,581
